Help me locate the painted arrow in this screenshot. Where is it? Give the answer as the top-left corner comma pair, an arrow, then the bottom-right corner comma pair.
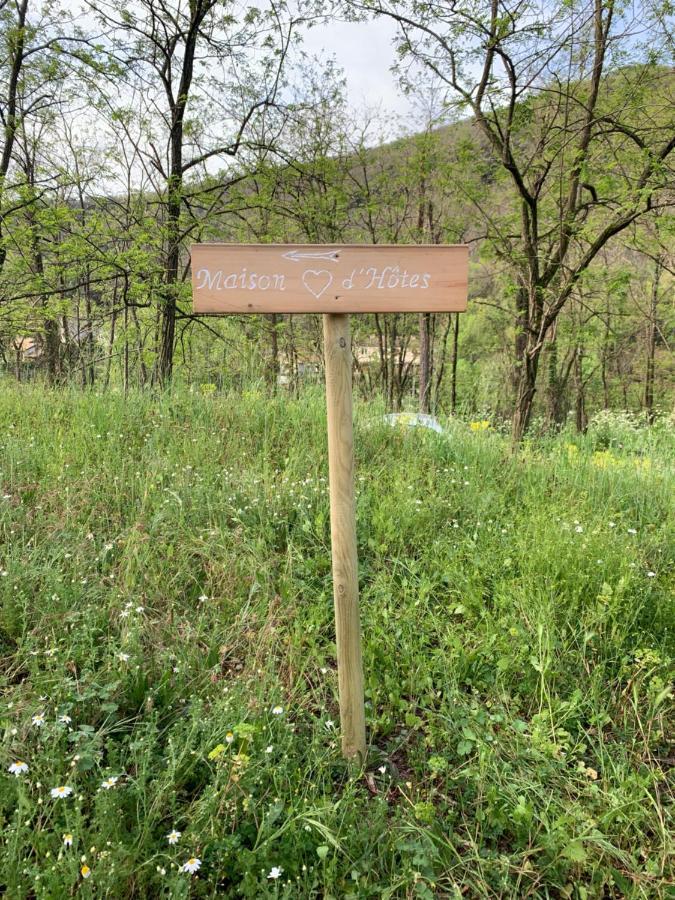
282,249 -> 341,262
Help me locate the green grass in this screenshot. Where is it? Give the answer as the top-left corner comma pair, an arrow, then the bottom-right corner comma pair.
0,383 -> 672,898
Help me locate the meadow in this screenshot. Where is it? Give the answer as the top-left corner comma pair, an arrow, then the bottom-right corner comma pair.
0,384 -> 672,898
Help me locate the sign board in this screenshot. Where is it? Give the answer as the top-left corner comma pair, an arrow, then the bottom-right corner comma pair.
191,241 -> 469,762
191,243 -> 468,314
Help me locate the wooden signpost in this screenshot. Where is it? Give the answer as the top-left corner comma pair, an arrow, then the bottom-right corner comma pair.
192,243 -> 469,762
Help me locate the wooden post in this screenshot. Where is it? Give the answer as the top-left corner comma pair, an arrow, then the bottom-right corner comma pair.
323,313 -> 366,762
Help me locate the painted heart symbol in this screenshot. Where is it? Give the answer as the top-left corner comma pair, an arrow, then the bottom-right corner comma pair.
302,269 -> 333,300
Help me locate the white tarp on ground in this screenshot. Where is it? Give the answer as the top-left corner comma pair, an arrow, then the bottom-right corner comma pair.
382,413 -> 445,434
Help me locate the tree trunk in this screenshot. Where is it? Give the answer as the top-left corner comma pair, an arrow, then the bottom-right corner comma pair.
104,303 -> 117,390
512,349 -> 540,442
131,305 -> 148,387
84,277 -> 96,387
0,0 -> 28,276
574,345 -> 587,433
644,256 -> 661,423
512,287 -> 529,400
418,312 -> 431,413
601,297 -> 611,408
545,331 -> 567,429
158,208 -> 179,387
450,314 -> 460,414
44,316 -> 61,385
266,313 -> 280,393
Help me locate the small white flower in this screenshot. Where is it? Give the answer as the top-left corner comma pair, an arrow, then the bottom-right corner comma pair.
101,776 -> 119,790
167,830 -> 181,845
32,713 -> 46,727
608,522 -> 616,528
63,833 -> 73,847
271,706 -> 284,716
181,857 -> 201,874
225,732 -> 234,744
575,525 -> 583,533
118,652 -> 130,662
647,571 -> 656,578
267,866 -> 283,880
8,761 -> 29,776
80,864 -> 91,879
50,785 -> 73,799
627,528 -> 637,535
135,606 -> 144,613
58,714 -> 72,725
265,745 -> 274,753
378,765 -> 387,774
198,594 -> 208,603
324,719 -> 335,730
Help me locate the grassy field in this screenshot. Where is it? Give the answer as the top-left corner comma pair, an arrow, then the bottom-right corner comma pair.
0,384 -> 672,899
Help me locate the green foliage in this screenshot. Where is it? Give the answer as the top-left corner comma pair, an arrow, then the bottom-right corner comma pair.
0,385 -> 672,897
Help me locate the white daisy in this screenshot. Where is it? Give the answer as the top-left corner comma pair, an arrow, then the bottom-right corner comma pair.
118,652 -> 130,662
8,761 -> 28,776
32,713 -> 46,727
81,865 -> 91,878
63,833 -> 73,847
267,866 -> 283,880
50,785 -> 73,799
101,776 -> 119,790
167,830 -> 181,845
58,714 -> 72,725
271,706 -> 284,716
181,857 -> 201,874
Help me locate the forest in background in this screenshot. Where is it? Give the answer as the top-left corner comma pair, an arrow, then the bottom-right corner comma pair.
0,0 -> 673,438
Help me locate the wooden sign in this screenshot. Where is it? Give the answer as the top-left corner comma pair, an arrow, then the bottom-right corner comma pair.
191,241 -> 470,763
191,243 -> 468,314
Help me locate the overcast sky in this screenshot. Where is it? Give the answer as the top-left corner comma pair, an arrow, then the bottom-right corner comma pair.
299,16 -> 415,124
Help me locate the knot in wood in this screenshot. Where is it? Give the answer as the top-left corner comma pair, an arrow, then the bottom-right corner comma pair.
339,337 -> 346,348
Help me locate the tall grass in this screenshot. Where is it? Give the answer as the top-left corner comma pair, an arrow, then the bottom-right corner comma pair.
0,384 -> 672,898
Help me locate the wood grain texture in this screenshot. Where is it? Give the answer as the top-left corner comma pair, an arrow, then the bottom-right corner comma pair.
191,243 -> 468,314
323,313 -> 366,761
